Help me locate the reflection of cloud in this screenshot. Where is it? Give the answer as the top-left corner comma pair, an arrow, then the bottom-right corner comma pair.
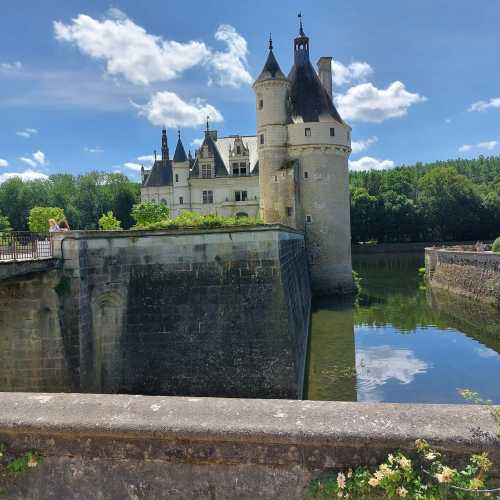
356,346 -> 429,401
474,346 -> 499,359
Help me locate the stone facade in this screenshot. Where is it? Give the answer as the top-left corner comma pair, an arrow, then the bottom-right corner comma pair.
426,248 -> 500,307
0,228 -> 311,398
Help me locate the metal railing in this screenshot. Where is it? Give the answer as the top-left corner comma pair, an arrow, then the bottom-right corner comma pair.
0,232 -> 53,262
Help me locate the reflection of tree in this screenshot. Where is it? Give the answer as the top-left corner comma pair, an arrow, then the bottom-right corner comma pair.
306,297 -> 356,401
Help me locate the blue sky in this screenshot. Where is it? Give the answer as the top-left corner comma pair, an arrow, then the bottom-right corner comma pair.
1,0 -> 500,181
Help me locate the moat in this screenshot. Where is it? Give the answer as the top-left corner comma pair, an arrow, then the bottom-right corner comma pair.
307,252 -> 500,403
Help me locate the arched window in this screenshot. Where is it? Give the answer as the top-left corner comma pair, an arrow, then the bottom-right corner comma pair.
179,196 -> 183,205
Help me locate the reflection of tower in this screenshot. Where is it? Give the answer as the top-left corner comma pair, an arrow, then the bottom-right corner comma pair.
306,297 -> 356,401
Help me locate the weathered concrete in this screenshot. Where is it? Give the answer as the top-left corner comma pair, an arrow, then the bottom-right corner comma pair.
0,393 -> 498,499
0,226 -> 311,398
0,258 -> 58,281
426,248 -> 500,307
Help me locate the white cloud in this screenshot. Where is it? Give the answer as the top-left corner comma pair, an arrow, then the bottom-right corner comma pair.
0,169 -> 48,184
335,81 -> 426,123
54,12 -> 251,88
123,162 -> 143,172
137,154 -> 155,163
33,150 -> 47,165
468,98 -> 500,112
331,60 -> 373,86
459,140 -> 499,153
445,118 -> 452,124
19,157 -> 37,167
351,136 -> 378,154
133,91 -> 223,128
0,159 -> 8,167
191,138 -> 204,149
0,61 -> 22,72
207,24 -> 252,87
16,128 -> 38,138
349,156 -> 395,171
84,147 -> 104,153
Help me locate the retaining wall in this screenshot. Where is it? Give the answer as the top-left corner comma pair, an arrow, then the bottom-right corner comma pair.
0,393 -> 498,499
425,248 -> 500,307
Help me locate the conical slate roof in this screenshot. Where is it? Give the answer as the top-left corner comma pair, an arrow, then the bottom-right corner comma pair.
255,50 -> 286,82
173,136 -> 187,162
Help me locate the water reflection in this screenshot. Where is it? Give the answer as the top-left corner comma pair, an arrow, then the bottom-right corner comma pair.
306,253 -> 500,403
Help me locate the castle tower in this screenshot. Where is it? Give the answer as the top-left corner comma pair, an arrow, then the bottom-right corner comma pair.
253,35 -> 294,225
171,130 -> 190,215
254,22 -> 353,295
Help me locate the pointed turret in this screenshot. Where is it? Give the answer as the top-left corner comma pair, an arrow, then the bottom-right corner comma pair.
173,129 -> 187,162
254,34 -> 286,83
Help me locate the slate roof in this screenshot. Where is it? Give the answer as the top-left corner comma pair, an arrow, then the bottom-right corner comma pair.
255,50 -> 286,82
173,137 -> 187,162
142,159 -> 173,187
190,133 -> 228,178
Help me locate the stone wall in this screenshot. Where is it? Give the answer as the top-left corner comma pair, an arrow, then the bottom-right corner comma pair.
426,248 -> 500,307
0,393 -> 498,499
0,226 -> 310,398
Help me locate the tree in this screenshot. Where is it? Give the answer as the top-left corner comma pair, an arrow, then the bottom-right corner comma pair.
350,187 -> 381,243
0,213 -> 11,232
98,211 -> 122,230
131,201 -> 170,227
28,207 -> 65,233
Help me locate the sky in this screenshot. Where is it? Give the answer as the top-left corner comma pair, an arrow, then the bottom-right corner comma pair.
1,0 -> 500,182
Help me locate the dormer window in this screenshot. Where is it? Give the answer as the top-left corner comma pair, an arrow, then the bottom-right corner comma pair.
237,146 -> 241,155
201,164 -> 212,178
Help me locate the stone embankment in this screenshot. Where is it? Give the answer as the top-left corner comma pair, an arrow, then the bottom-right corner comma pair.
0,393 -> 498,499
425,247 -> 500,307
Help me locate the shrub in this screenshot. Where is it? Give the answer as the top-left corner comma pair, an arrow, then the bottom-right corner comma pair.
0,213 -> 11,232
98,211 -> 122,231
28,207 -> 65,234
131,202 -> 170,227
492,237 -> 500,252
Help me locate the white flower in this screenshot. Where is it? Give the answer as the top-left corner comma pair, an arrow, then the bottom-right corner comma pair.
337,472 -> 346,489
397,486 -> 408,497
368,477 -> 379,487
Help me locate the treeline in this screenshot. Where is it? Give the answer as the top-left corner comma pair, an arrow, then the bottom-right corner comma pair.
0,172 -> 139,231
350,155 -> 500,243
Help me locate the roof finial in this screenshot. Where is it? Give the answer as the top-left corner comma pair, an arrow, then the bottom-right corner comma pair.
206,116 -> 210,132
177,127 -> 181,140
269,33 -> 273,51
298,12 -> 304,36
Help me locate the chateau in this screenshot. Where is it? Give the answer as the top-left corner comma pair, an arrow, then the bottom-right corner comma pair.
141,20 -> 353,294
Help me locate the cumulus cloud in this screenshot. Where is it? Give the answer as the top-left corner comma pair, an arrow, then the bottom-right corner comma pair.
191,138 -> 204,149
351,136 -> 378,154
19,150 -> 48,167
54,11 -> 251,88
335,81 -> 426,123
0,169 -> 48,184
459,140 -> 499,152
331,60 -> 373,86
132,91 -> 223,128
16,128 -> 38,138
84,146 -> 104,153
207,24 -> 252,87
349,156 -> 395,171
0,159 -> 8,167
123,162 -> 143,172
0,61 -> 22,72
468,98 -> 500,112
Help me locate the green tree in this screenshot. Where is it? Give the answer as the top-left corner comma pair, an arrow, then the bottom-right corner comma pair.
350,187 -> 382,243
98,211 -> 122,230
0,212 -> 11,232
28,207 -> 65,233
131,201 -> 170,227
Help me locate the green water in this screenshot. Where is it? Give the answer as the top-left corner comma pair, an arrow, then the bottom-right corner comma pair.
306,253 -> 500,403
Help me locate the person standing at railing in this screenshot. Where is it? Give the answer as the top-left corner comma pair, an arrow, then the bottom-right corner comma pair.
58,219 -> 70,232
48,218 -> 60,233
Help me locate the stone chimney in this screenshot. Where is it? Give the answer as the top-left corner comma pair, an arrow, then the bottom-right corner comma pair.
317,57 -> 333,99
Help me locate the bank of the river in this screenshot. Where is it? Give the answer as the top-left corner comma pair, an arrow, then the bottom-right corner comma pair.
307,251 -> 500,403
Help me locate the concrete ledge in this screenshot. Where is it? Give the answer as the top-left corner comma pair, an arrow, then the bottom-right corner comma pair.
0,393 -> 498,499
0,258 -> 59,281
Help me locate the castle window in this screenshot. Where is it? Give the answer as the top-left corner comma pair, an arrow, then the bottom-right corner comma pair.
330,128 -> 335,137
274,175 -> 278,182
232,162 -> 239,176
179,196 -> 183,205
235,190 -> 248,202
305,128 -> 311,137
202,190 -> 213,204
236,146 -> 241,155
175,173 -> 179,183
286,207 -> 293,217
161,199 -> 167,204
304,171 -> 309,179
239,162 -> 247,175
260,134 -> 264,145
201,163 -> 212,178
306,215 -> 312,223
347,130 -> 351,142
258,99 -> 263,110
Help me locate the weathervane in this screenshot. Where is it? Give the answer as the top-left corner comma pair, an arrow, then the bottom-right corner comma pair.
298,12 -> 304,36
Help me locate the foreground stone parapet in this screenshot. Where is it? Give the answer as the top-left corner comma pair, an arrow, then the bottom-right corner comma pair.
0,393 -> 498,499
426,247 -> 500,307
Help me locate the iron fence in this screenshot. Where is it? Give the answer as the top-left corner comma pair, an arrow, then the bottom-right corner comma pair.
0,232 -> 53,261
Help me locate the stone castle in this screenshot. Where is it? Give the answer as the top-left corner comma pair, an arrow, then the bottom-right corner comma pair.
141,21 -> 353,294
